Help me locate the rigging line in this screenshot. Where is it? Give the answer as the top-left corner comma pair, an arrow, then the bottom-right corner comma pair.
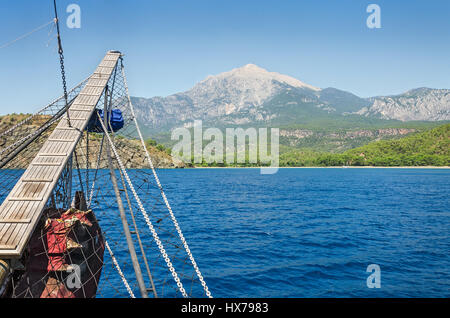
96,112 -> 189,298
86,131 -> 89,198
53,0 -> 72,127
103,84 -> 148,298
45,34 -> 57,48
45,20 -> 57,48
105,94 -> 158,297
117,167 -> 159,298
0,81 -> 87,159
73,149 -> 85,196
87,136 -> 105,208
106,139 -> 148,298
105,240 -> 136,298
0,19 -> 55,50
0,76 -> 89,139
104,112 -> 158,296
0,97 -> 77,169
47,19 -> 56,37
120,60 -> 213,298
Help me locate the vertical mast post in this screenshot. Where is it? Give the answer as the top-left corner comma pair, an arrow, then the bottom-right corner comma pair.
103,86 -> 149,298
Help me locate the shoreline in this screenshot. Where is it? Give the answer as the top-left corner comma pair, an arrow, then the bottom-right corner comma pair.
187,166 -> 450,169
4,166 -> 449,171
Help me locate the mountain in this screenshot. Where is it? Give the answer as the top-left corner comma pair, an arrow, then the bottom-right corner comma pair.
316,87 -> 370,114
132,64 -> 371,132
358,88 -> 450,121
132,64 -> 320,130
131,65 -> 449,136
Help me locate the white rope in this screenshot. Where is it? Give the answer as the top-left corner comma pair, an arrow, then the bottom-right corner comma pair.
0,76 -> 89,140
120,63 -> 213,298
87,136 -> 105,208
0,19 -> 55,49
0,77 -> 90,165
105,240 -> 135,298
97,112 -> 189,298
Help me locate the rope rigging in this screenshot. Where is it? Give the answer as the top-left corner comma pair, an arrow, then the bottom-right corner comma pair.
120,60 -> 213,298
105,240 -> 136,298
0,49 -> 213,298
0,19 -> 55,50
96,111 -> 190,298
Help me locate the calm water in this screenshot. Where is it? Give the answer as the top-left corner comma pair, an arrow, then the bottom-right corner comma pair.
133,168 -> 449,298
1,168 -> 449,297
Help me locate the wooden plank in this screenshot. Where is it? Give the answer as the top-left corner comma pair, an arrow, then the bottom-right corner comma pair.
0,202 -> 22,238
69,107 -> 92,112
5,202 -> 40,250
0,201 -> 20,219
66,117 -> 89,121
0,219 -> 31,224
38,153 -> 68,157
8,198 -> 43,201
55,127 -> 78,130
47,139 -> 76,142
0,50 -> 121,257
22,178 -> 53,182
68,110 -> 90,118
31,163 -> 61,166
0,245 -> 15,250
0,201 -> 27,240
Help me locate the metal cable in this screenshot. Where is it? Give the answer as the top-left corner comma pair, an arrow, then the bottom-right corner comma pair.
53,0 -> 71,127
105,240 -> 136,298
120,61 -> 213,298
97,112 -> 189,298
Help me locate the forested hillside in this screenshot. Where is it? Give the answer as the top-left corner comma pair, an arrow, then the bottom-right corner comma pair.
280,124 -> 450,167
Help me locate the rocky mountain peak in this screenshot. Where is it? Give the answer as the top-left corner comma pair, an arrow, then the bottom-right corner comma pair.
131,65 -> 449,132
197,64 -> 320,92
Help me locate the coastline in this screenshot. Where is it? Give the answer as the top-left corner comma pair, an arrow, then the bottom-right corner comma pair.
188,166 -> 450,169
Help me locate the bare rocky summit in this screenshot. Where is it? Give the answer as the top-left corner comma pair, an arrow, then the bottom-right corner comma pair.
132,66 -> 449,132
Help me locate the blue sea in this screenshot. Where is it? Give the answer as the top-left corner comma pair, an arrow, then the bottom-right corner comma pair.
1,168 -> 449,297
118,168 -> 448,298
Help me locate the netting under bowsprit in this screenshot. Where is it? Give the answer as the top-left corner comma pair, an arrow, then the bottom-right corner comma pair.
0,52 -> 212,298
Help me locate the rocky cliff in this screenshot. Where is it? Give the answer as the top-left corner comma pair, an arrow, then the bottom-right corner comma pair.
358,88 -> 450,121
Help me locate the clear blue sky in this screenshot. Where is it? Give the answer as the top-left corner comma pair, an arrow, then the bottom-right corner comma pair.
0,0 -> 449,115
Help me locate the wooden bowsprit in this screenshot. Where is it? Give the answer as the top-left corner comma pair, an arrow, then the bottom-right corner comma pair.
0,51 -> 121,258
0,50 -> 212,298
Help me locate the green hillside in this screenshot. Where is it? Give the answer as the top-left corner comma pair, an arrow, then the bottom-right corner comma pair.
280,123 -> 450,167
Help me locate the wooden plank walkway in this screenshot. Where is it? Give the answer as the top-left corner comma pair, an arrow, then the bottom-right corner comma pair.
0,51 -> 121,258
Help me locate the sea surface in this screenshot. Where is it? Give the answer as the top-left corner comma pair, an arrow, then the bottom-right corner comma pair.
102,168 -> 450,298
1,168 -> 449,297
